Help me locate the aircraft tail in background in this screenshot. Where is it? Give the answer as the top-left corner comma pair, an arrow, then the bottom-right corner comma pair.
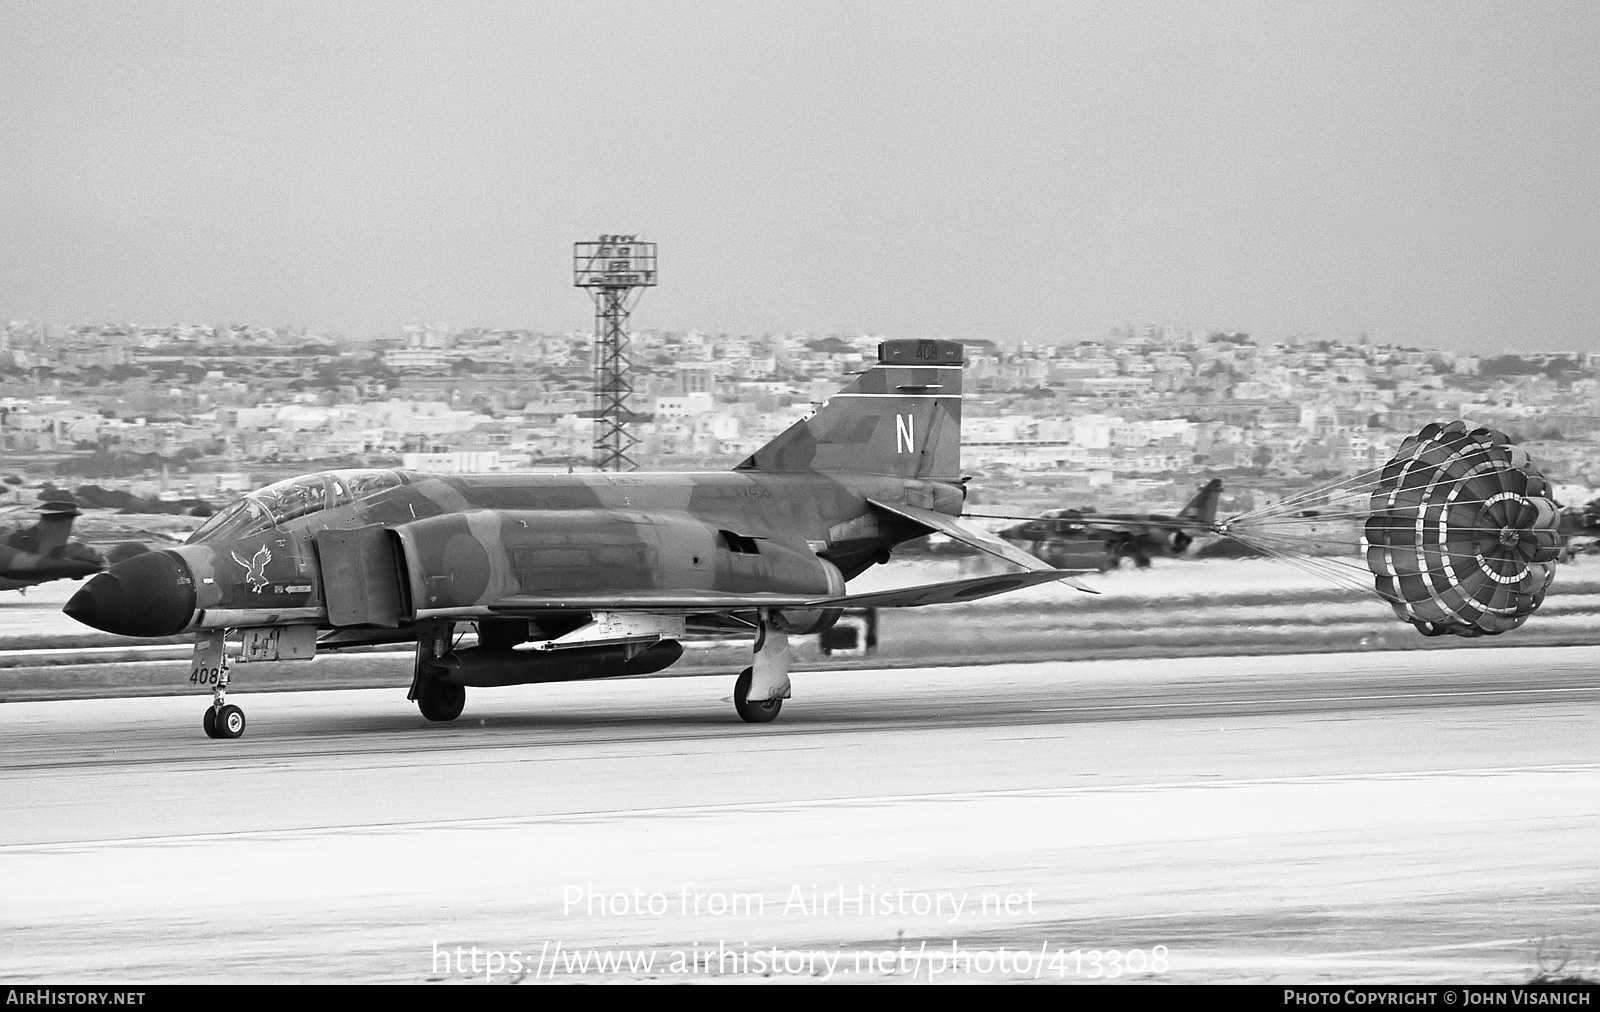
1177,479 -> 1223,528
30,502 -> 82,554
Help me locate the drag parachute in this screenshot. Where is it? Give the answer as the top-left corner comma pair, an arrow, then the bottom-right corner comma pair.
1364,421 -> 1561,637
1218,421 -> 1563,638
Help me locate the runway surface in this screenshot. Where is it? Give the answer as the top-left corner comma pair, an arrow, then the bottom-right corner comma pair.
2,648 -> 1598,984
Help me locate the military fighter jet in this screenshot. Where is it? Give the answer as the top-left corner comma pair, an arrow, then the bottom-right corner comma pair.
64,339 -> 1094,739
1555,494 -> 1600,561
0,502 -> 108,592
997,479 -> 1223,571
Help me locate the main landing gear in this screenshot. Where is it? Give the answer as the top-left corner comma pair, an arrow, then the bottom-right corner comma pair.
409,621 -> 465,722
416,675 -> 465,722
733,611 -> 791,724
733,667 -> 781,723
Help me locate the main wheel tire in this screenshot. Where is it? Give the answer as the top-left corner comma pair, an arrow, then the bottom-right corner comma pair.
202,706 -> 219,739
733,666 -> 782,724
215,704 -> 246,739
417,677 -> 466,722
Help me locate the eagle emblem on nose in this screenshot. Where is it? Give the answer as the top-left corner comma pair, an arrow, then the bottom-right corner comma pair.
230,545 -> 272,593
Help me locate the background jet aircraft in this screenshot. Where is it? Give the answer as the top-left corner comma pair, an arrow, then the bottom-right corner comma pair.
65,339 -> 1093,739
1556,493 -> 1600,561
0,502 -> 153,592
997,479 -> 1223,571
0,502 -> 102,592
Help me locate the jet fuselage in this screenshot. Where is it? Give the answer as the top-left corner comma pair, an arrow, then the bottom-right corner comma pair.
65,467 -> 957,639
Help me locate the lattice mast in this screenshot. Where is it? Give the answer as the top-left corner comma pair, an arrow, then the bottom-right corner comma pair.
573,236 -> 657,472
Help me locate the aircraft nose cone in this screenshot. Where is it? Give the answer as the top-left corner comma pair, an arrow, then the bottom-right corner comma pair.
63,550 -> 196,637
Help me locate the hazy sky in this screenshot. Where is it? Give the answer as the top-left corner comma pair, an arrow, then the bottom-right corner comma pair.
2,2 -> 1596,351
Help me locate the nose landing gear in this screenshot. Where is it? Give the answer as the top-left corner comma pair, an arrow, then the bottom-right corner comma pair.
194,633 -> 246,739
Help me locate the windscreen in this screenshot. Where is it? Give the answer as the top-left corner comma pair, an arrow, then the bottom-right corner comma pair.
186,498 -> 272,544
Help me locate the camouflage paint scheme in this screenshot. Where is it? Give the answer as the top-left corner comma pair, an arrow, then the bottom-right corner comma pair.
173,468 -> 931,628
64,339 -> 1088,731
69,340 -> 1034,632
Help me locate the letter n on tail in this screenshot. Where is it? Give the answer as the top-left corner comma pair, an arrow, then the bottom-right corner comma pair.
896,414 -> 915,454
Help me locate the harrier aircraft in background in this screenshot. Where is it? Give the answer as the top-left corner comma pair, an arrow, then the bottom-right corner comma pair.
997,479 -> 1223,571
1555,492 -> 1600,561
0,502 -> 150,593
65,339 -> 1096,739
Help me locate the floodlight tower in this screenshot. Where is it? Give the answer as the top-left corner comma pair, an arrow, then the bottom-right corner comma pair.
573,235 -> 657,471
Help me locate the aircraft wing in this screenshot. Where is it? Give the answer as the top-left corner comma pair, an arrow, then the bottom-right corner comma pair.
488,570 -> 1082,615
869,498 -> 1100,587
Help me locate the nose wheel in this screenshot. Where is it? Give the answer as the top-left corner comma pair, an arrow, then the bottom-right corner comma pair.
203,703 -> 246,739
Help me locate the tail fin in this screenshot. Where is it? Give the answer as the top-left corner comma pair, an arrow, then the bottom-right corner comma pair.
736,339 -> 964,479
31,502 -> 81,553
1178,480 -> 1222,527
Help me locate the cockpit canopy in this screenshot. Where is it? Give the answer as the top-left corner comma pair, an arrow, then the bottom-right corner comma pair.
186,470 -> 406,544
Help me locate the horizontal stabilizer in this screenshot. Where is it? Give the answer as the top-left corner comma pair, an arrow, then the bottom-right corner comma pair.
817,569 -> 1089,606
489,570 -> 1086,615
869,499 -> 1099,582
